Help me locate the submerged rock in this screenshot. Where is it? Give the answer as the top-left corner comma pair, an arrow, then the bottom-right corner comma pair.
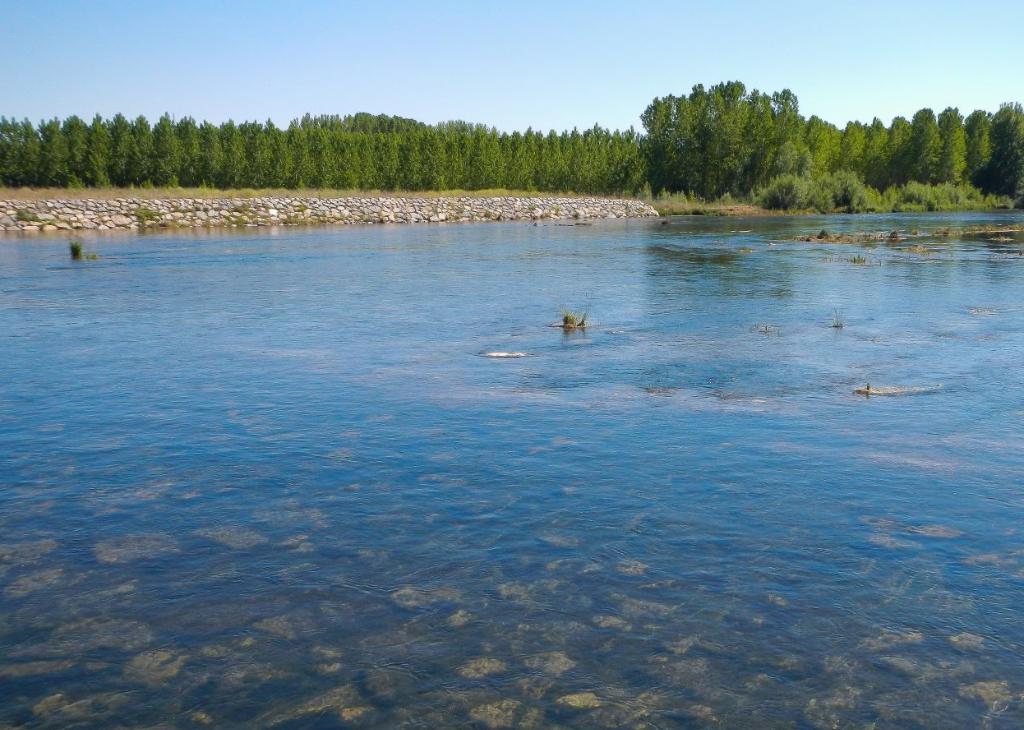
557,692 -> 602,709
4,567 -> 65,597
617,595 -> 675,618
448,609 -> 473,627
0,539 -> 58,565
196,526 -> 269,549
391,585 -> 460,608
592,615 -> 631,631
0,659 -> 75,678
481,351 -> 529,359
260,685 -> 368,726
50,617 -> 153,653
959,680 -> 1015,709
949,632 -> 986,650
31,691 -> 131,722
524,651 -> 575,676
468,699 -> 523,729
459,657 -> 508,679
124,649 -> 186,685
859,629 -> 924,652
219,662 -> 290,689
804,685 -> 861,730
615,560 -> 648,576
93,533 -> 178,563
252,613 -> 314,640
853,384 -> 943,397
906,524 -> 962,538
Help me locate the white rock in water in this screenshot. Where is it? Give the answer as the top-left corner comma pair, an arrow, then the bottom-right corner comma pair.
481,351 -> 529,358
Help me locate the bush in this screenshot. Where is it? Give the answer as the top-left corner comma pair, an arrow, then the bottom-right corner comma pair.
821,170 -> 872,213
757,174 -> 810,210
884,182 -> 1004,212
758,170 -> 873,213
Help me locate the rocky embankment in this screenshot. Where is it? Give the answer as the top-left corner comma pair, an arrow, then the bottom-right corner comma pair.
0,196 -> 658,233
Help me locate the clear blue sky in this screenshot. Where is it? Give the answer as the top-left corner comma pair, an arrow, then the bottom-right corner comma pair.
8,0 -> 1022,132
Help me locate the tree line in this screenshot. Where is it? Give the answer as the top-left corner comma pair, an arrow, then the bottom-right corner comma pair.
1,83 -> 1022,206
641,81 -> 1023,204
0,113 -> 644,195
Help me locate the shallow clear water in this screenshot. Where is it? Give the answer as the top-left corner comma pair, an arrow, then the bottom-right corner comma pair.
2,213 -> 1024,728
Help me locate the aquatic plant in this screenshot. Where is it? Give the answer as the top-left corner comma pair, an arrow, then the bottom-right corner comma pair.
831,309 -> 845,329
847,254 -> 869,264
560,308 -> 588,330
135,207 -> 160,226
69,239 -> 83,260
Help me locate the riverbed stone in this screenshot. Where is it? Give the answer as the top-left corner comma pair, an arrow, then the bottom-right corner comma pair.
93,533 -> 178,563
124,649 -> 186,685
459,657 -> 509,678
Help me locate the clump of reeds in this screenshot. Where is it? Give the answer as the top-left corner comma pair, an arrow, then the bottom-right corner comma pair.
560,308 -> 588,330
831,309 -> 845,329
847,254 -> 869,264
69,239 -> 83,260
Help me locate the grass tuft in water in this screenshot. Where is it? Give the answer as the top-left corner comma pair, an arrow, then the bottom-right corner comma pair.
831,309 -> 845,329
69,239 -> 99,261
560,308 -> 588,330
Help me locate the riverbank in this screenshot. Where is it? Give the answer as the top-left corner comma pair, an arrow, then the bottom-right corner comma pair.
0,195 -> 658,233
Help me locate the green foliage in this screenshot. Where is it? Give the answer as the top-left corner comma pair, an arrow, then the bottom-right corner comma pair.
134,206 -> 160,225
883,181 -> 1007,212
69,239 -> 82,260
0,87 -> 1021,205
640,82 -> 1020,203
15,208 -> 40,222
756,170 -> 871,213
817,170 -> 872,213
757,174 -> 810,210
0,114 -> 645,195
560,309 -> 588,330
983,103 -> 1024,198
937,107 -> 967,184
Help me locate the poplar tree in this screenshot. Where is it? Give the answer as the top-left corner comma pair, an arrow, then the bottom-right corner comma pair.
937,107 -> 967,184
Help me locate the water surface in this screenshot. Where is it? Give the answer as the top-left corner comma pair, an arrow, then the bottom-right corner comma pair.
2,213 -> 1024,727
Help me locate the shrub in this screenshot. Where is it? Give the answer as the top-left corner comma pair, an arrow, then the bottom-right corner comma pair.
823,170 -> 871,213
756,174 -> 809,210
885,182 -> 1003,212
